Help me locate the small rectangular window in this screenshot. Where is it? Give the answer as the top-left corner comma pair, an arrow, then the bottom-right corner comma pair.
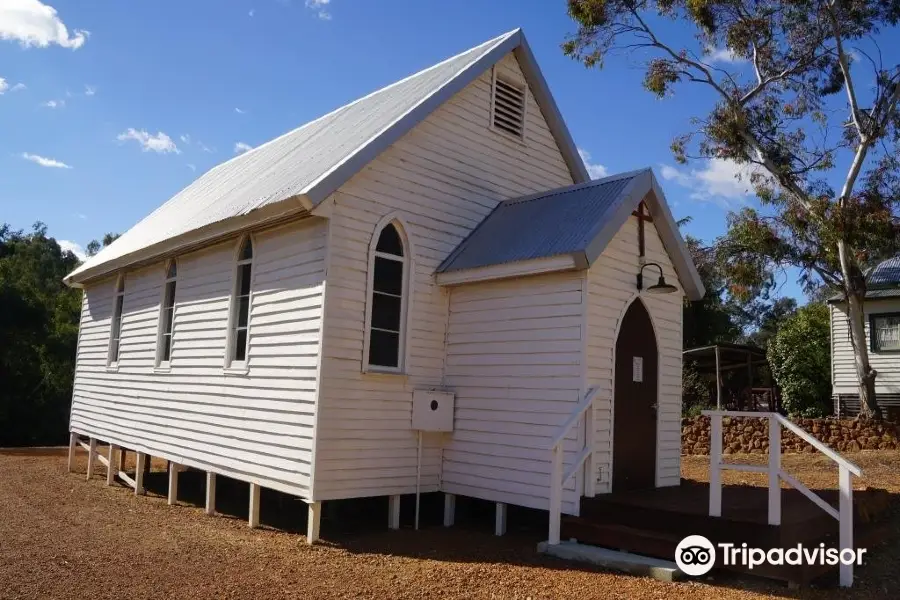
108,276 -> 125,366
871,314 -> 900,351
230,238 -> 253,366
160,281 -> 176,362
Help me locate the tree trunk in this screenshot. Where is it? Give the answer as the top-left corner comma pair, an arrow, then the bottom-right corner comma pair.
837,240 -> 882,420
845,291 -> 880,419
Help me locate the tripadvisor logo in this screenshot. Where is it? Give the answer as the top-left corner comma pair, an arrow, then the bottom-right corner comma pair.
675,535 -> 867,576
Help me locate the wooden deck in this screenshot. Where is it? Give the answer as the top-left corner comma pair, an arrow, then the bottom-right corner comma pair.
562,480 -> 892,585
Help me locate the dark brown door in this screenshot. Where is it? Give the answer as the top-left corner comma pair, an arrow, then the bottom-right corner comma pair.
613,299 -> 658,492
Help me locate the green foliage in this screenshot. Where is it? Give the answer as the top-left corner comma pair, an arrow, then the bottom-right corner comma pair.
0,223 -> 82,446
767,303 -> 831,417
682,359 -> 712,416
564,0 -> 900,418
682,234 -> 740,348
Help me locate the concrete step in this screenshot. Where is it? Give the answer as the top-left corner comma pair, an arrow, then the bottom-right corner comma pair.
537,540 -> 685,583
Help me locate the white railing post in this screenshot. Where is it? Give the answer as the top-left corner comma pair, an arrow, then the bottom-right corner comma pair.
548,444 -> 563,545
709,413 -> 722,517
768,416 -> 781,525
838,465 -> 854,588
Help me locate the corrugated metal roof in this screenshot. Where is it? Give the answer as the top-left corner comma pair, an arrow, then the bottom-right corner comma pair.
827,257 -> 900,302
68,29 -> 577,285
868,256 -> 900,287
438,172 -> 640,273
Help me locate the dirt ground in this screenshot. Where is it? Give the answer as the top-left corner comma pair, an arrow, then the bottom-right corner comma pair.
0,448 -> 898,600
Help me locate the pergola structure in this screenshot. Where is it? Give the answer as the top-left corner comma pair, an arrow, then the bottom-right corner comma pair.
683,343 -> 778,412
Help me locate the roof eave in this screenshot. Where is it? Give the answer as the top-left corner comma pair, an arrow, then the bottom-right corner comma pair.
513,36 -> 590,184
64,197 -> 314,288
580,169 -> 705,301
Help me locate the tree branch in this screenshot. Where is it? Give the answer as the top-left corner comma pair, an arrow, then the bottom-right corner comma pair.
826,0 -> 865,138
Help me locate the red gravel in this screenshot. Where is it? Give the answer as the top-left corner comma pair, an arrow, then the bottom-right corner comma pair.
0,448 -> 897,599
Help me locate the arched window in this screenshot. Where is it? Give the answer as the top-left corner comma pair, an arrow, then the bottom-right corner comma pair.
156,259 -> 178,367
229,236 -> 253,366
108,274 -> 126,366
365,221 -> 409,371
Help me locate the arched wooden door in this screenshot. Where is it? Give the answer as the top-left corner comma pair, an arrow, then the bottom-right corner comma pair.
613,299 -> 658,492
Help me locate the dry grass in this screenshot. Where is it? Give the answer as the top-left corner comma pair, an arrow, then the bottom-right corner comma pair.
0,448 -> 897,599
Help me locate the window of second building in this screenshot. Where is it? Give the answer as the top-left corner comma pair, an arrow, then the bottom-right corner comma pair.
871,313 -> 900,352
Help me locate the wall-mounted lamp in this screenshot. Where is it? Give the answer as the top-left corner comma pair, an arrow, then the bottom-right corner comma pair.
637,262 -> 678,294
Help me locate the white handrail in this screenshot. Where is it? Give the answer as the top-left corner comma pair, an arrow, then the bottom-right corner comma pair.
547,387 -> 599,545
773,414 -> 862,476
549,387 -> 600,449
703,410 -> 861,587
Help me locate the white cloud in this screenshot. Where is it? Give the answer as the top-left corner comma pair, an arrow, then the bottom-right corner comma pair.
305,0 -> 332,20
186,163 -> 196,171
704,47 -> 746,65
58,239 -> 86,260
234,107 -> 246,114
577,147 -> 608,180
249,9 -> 255,17
117,128 -> 180,154
180,134 -> 191,144
0,0 -> 89,49
198,141 -> 214,153
75,212 -> 87,220
0,78 -> 7,94
234,141 -> 253,154
11,82 -> 26,92
660,158 -> 763,206
22,152 -> 71,168
41,98 -> 64,108
84,84 -> 96,96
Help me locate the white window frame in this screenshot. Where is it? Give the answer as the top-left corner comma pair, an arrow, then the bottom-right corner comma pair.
224,234 -> 254,373
870,313 -> 900,352
154,258 -> 178,371
107,273 -> 126,370
489,66 -> 528,143
362,215 -> 412,374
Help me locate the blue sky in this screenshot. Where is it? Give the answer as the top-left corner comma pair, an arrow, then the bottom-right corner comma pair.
0,0 -> 849,301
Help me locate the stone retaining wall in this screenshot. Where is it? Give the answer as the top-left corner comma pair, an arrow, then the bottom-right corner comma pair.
682,415 -> 900,455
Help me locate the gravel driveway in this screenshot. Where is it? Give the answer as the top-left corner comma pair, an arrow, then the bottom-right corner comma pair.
0,449 -> 897,599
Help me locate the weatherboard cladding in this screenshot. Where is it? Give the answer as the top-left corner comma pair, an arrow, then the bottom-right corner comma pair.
69,29 -> 583,284
438,173 -> 637,273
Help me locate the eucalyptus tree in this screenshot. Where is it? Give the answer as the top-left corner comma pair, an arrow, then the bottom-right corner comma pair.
565,0 -> 900,418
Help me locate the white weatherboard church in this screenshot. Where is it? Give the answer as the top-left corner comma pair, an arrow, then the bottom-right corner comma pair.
65,29 -> 704,544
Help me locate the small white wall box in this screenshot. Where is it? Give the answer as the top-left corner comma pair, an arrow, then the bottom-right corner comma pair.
412,389 -> 455,432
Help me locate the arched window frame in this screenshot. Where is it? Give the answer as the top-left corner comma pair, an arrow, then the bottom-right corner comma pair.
155,258 -> 178,370
363,215 -> 413,374
107,273 -> 126,369
225,234 -> 255,372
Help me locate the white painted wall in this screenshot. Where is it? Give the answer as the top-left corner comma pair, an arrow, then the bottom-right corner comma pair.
831,299 -> 900,395
311,50 -> 574,501
442,271 -> 585,514
70,218 -> 327,497
586,215 -> 684,492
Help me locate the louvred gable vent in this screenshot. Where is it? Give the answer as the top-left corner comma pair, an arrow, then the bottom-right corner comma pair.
492,76 -> 526,138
